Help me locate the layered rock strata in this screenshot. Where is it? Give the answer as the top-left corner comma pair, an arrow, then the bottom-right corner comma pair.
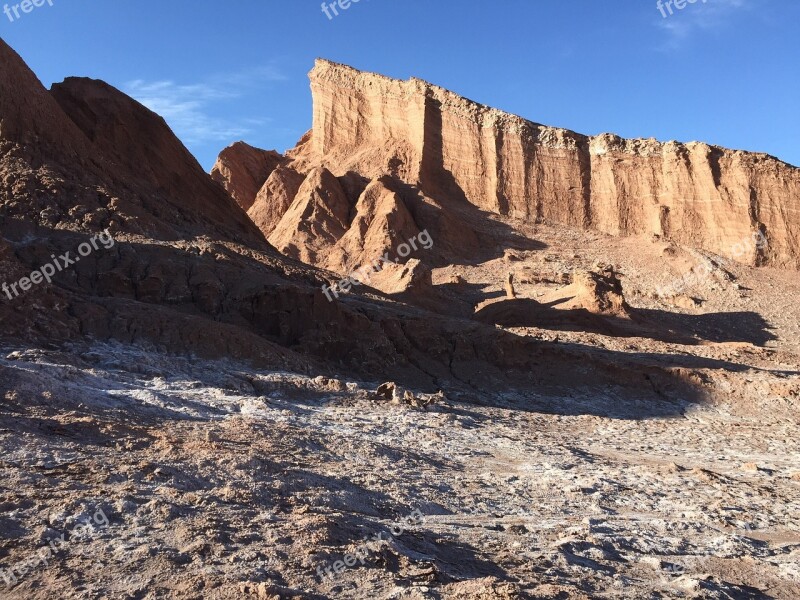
224,59 -> 800,270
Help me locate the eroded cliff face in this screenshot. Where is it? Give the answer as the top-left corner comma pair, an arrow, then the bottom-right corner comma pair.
291,59 -> 799,268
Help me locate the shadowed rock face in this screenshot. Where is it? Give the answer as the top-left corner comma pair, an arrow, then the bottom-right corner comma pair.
0,37 -> 268,250
49,77 -> 269,248
0,39 -> 90,156
253,58 -> 799,269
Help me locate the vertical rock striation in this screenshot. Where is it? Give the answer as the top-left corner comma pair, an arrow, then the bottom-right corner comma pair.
297,59 -> 800,268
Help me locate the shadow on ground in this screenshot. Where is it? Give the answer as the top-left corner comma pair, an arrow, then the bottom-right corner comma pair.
475,298 -> 777,346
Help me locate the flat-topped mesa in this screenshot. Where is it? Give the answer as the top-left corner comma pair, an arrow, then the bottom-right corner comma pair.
307,58 -> 800,268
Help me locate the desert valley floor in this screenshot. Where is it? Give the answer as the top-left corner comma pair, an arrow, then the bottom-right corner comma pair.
2,218 -> 799,600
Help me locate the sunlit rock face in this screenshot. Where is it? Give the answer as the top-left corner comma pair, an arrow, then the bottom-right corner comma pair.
293,58 -> 800,268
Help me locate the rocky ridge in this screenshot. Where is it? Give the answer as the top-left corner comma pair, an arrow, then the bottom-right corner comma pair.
220,59 -> 800,279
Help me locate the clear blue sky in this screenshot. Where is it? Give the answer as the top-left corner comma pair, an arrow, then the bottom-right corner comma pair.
2,0 -> 798,170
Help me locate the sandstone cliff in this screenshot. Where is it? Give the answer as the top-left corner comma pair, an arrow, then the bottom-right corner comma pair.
236,59 -> 800,270
311,59 -> 800,267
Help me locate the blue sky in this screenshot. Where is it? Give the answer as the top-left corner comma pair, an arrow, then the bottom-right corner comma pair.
2,0 -> 798,170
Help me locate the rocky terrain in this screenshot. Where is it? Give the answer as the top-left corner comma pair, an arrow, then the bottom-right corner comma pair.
225,59 -> 800,275
1,39 -> 799,599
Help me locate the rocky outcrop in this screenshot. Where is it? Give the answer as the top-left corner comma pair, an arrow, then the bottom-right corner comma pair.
211,141 -> 284,211
544,268 -> 631,317
323,176 -> 420,273
368,258 -> 432,296
49,78 -> 268,247
211,58 -> 800,279
268,167 -> 350,264
296,59 -> 800,268
248,164 -> 305,236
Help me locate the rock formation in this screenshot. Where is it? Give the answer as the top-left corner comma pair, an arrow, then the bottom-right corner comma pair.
545,268 -> 630,317
3,38 -> 667,394
248,164 -> 305,236
211,141 -> 285,211
268,166 -> 351,265
319,175 -> 421,273
0,36 -> 791,405
368,258 -> 432,296
307,59 -> 800,268
505,273 -> 517,299
51,78 -> 269,247
217,58 -> 800,272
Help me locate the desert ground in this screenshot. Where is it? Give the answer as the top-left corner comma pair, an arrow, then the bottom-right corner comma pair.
2,216 -> 799,600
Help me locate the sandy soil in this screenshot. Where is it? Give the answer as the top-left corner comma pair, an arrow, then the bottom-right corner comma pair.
0,338 -> 797,599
